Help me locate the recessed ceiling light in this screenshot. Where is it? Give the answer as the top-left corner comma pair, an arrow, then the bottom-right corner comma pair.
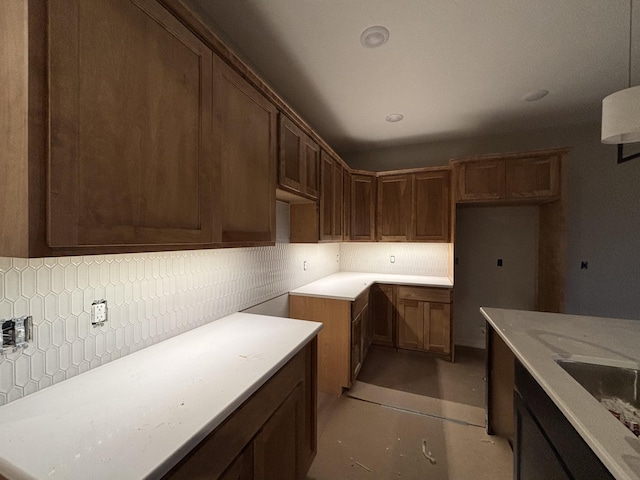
523,89 -> 549,102
361,26 -> 390,48
385,113 -> 404,123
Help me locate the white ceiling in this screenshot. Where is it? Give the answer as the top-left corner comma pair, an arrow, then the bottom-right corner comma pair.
185,0 -> 638,155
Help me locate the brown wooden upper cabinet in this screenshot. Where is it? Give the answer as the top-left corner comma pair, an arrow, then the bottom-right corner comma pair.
319,151 -> 344,241
343,170 -> 352,241
278,114 -> 319,200
47,0 -> 216,251
350,174 -> 377,241
377,175 -> 412,241
376,169 -> 450,242
214,56 -> 277,245
453,152 -> 561,204
412,169 -> 451,242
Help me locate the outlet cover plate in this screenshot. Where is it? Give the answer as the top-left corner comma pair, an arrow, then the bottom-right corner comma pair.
91,299 -> 107,326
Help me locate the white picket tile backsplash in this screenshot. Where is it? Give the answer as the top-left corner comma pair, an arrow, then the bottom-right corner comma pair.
1,198 -> 452,407
339,242 -> 451,277
0,240 -> 339,406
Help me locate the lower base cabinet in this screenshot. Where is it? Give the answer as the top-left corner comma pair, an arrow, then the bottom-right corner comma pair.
375,285 -> 453,361
163,339 -> 317,480
289,291 -> 371,395
514,360 -> 614,480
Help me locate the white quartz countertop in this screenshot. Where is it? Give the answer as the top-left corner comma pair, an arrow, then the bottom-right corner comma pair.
0,313 -> 322,480
481,307 -> 640,480
289,272 -> 453,301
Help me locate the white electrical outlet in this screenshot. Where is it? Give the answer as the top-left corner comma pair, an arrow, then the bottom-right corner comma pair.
390,255 -> 396,263
91,299 -> 108,326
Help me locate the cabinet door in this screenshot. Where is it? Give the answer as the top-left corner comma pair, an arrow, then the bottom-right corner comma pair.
506,156 -> 559,199
302,136 -> 320,199
514,393 -> 571,480
362,303 -> 372,360
343,170 -> 352,241
319,151 -> 334,241
397,298 -> 424,351
370,284 -> 394,347
219,444 -> 254,480
351,310 -> 363,381
333,161 -> 344,240
278,115 -> 304,194
214,56 -> 277,244
423,302 -> 451,354
377,175 -> 412,241
412,170 -> 451,242
351,174 -> 376,241
253,384 -> 302,480
455,160 -> 505,202
48,0 -> 214,248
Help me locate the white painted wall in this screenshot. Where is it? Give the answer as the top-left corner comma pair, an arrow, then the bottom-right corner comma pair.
454,207 -> 538,348
345,121 -> 640,321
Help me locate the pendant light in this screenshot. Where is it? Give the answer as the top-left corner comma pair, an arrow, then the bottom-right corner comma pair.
601,0 -> 640,163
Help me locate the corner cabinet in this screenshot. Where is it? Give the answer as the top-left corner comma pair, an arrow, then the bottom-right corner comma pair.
213,56 -> 277,245
164,340 -> 317,480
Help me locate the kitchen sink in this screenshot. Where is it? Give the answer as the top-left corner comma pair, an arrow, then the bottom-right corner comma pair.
554,355 -> 640,436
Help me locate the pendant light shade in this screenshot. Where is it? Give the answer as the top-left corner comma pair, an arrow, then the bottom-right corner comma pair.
601,85 -> 640,144
600,0 -> 640,162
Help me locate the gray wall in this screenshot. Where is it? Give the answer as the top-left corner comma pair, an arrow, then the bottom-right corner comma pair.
344,121 -> 640,321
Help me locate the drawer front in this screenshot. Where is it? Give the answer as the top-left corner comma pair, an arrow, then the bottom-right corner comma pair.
397,286 -> 451,304
352,289 -> 369,319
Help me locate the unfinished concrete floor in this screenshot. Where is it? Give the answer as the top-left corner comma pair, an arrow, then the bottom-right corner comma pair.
308,346 -> 512,479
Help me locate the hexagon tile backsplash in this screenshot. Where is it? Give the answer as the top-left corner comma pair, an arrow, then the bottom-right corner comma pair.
0,243 -> 340,406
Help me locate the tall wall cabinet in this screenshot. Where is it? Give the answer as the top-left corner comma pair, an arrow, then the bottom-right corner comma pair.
1,0 -> 281,257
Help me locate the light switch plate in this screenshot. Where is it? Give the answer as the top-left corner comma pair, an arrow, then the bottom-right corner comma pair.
91,299 -> 107,326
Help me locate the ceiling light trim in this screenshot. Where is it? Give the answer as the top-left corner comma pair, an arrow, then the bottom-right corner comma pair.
361,26 -> 390,48
385,113 -> 404,123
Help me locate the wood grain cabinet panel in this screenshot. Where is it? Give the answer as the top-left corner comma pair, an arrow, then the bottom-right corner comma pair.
455,159 -> 505,202
343,170 -> 352,241
278,114 -> 319,200
350,174 -> 376,241
377,175 -> 412,241
213,56 -> 276,245
424,302 -> 451,354
412,170 -> 451,242
396,286 -> 453,359
397,298 -> 423,351
47,0 -> 215,248
370,284 -> 395,347
506,156 -> 559,199
333,161 -> 344,240
319,152 -> 334,241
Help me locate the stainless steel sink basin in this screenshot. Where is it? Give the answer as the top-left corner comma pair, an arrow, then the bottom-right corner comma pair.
554,355 -> 640,436
554,355 -> 640,409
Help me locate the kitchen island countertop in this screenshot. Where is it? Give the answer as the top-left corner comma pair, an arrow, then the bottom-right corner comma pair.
481,307 -> 640,480
0,313 -> 322,480
289,271 -> 452,301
